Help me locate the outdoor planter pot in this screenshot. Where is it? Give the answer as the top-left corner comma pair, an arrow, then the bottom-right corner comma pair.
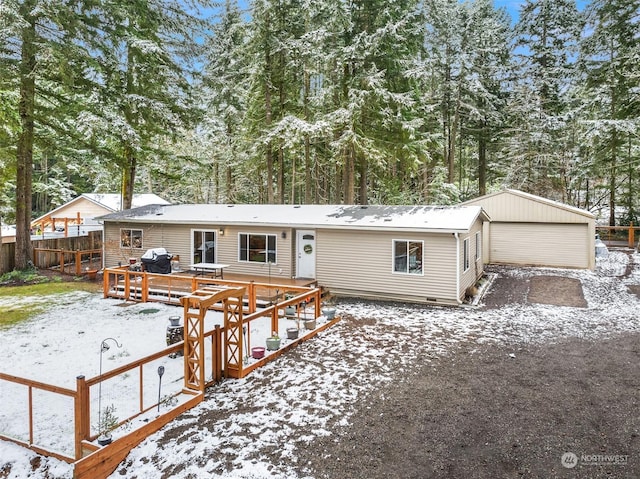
284,305 -> 296,316
97,433 -> 112,446
168,316 -> 181,327
251,347 -> 265,359
304,319 -> 316,330
266,337 -> 281,351
286,328 -> 299,340
322,307 -> 336,320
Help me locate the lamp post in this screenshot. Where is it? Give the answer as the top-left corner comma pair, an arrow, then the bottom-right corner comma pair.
157,366 -> 165,412
98,337 -> 122,438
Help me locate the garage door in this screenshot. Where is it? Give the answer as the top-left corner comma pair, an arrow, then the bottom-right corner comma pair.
489,222 -> 590,268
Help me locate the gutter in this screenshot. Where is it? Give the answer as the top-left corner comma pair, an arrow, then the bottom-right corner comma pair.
100,218 -> 471,235
455,232 -> 461,305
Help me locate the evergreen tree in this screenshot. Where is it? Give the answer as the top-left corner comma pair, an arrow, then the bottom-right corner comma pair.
580,0 -> 640,225
0,0 -> 94,268
76,0 -> 210,210
508,0 -> 582,198
201,0 -> 249,203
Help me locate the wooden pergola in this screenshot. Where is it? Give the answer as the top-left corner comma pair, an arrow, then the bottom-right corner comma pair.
180,287 -> 246,392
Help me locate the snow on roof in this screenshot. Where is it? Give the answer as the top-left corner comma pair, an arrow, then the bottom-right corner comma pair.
31,193 -> 170,223
98,204 -> 487,232
462,189 -> 595,219
82,193 -> 170,211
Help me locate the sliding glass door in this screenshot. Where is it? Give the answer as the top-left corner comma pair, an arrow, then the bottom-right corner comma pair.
192,230 -> 216,264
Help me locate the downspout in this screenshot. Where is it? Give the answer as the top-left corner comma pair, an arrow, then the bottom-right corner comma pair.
455,232 -> 461,304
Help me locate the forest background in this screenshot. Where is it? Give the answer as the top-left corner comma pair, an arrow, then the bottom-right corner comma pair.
0,0 -> 638,269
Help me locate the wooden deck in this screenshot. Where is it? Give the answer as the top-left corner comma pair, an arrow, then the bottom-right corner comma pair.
104,267 -> 322,310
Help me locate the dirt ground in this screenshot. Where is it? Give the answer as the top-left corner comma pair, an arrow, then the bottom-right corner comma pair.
296,334 -> 639,479
294,266 -> 639,479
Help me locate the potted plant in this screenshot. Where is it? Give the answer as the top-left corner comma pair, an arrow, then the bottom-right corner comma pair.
321,306 -> 336,320
97,404 -> 119,446
304,318 -> 316,330
284,294 -> 296,316
266,332 -> 281,351
286,327 -> 299,340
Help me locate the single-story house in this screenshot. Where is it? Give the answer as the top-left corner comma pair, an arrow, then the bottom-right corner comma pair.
32,193 -> 169,235
98,204 -> 489,305
462,189 -> 595,270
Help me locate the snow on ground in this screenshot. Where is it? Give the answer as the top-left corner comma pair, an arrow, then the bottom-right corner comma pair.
0,250 -> 639,479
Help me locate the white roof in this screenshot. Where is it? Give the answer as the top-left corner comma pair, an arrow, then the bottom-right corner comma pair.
99,204 -> 487,233
32,193 -> 170,223
82,193 -> 170,211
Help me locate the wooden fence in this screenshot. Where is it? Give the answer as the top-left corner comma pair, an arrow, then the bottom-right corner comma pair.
0,274 -> 337,479
596,224 -> 639,248
33,247 -> 102,275
0,230 -> 102,276
0,329 -> 223,470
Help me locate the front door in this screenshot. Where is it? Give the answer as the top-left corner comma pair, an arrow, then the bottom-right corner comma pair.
296,230 -> 316,278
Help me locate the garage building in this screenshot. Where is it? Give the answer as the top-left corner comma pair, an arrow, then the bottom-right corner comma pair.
463,189 -> 595,270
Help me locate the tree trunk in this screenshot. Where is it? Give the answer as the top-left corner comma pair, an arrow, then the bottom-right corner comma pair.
264,19 -> 274,203
358,154 -> 367,205
15,4 -> 36,270
226,166 -> 233,203
478,119 -> 487,196
121,147 -> 136,210
608,129 -> 617,226
344,145 -> 355,204
304,68 -> 311,204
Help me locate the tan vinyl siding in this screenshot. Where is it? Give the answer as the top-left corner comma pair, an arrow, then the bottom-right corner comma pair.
218,226 -> 293,279
489,222 -> 590,268
458,218 -> 485,299
468,192 -> 591,223
52,199 -> 111,223
316,229 -> 460,304
104,222 -> 294,279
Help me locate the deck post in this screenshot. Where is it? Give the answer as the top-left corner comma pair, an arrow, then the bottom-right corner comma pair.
249,281 -> 256,313
75,375 -> 90,459
75,250 -> 81,276
629,223 -> 634,248
315,288 -> 321,318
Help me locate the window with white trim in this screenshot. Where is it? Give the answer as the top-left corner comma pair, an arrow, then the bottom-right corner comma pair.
393,240 -> 423,275
463,237 -> 470,271
120,229 -> 143,249
475,231 -> 481,261
239,233 -> 277,263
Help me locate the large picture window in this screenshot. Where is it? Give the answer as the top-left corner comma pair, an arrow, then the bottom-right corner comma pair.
239,233 -> 276,263
120,229 -> 143,249
393,240 -> 423,275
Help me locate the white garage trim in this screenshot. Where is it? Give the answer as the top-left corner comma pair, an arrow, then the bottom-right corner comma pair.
489,222 -> 590,269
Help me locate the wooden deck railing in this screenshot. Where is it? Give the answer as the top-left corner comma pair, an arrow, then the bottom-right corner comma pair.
103,267 -> 316,313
